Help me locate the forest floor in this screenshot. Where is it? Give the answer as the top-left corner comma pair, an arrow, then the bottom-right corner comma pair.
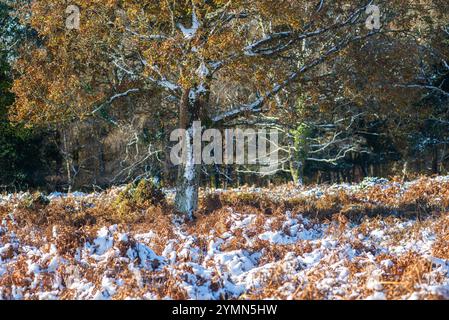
0,176 -> 448,300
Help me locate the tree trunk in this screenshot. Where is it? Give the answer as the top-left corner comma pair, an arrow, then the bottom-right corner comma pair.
174,151 -> 200,217
62,130 -> 73,193
290,159 -> 304,185
401,161 -> 408,182
432,145 -> 439,175
174,88 -> 202,218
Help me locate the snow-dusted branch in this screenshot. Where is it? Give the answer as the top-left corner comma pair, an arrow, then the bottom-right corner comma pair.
213,31 -> 378,123
91,89 -> 140,119
394,83 -> 449,98
244,3 -> 369,57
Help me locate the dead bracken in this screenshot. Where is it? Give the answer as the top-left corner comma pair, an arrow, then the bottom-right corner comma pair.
0,176 -> 448,300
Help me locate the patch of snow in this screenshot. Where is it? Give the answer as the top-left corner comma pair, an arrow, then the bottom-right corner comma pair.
178,11 -> 200,40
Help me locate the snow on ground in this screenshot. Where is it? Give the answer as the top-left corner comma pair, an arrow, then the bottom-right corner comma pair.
0,176 -> 448,300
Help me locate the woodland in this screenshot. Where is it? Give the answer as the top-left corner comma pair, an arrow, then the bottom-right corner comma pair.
1,0 -> 448,214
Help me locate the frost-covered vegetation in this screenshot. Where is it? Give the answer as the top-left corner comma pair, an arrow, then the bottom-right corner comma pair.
0,176 -> 448,300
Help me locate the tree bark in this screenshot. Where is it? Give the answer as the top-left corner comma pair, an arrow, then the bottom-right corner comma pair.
174,88 -> 202,218
62,130 -> 73,193
290,159 -> 304,185
402,161 -> 408,182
